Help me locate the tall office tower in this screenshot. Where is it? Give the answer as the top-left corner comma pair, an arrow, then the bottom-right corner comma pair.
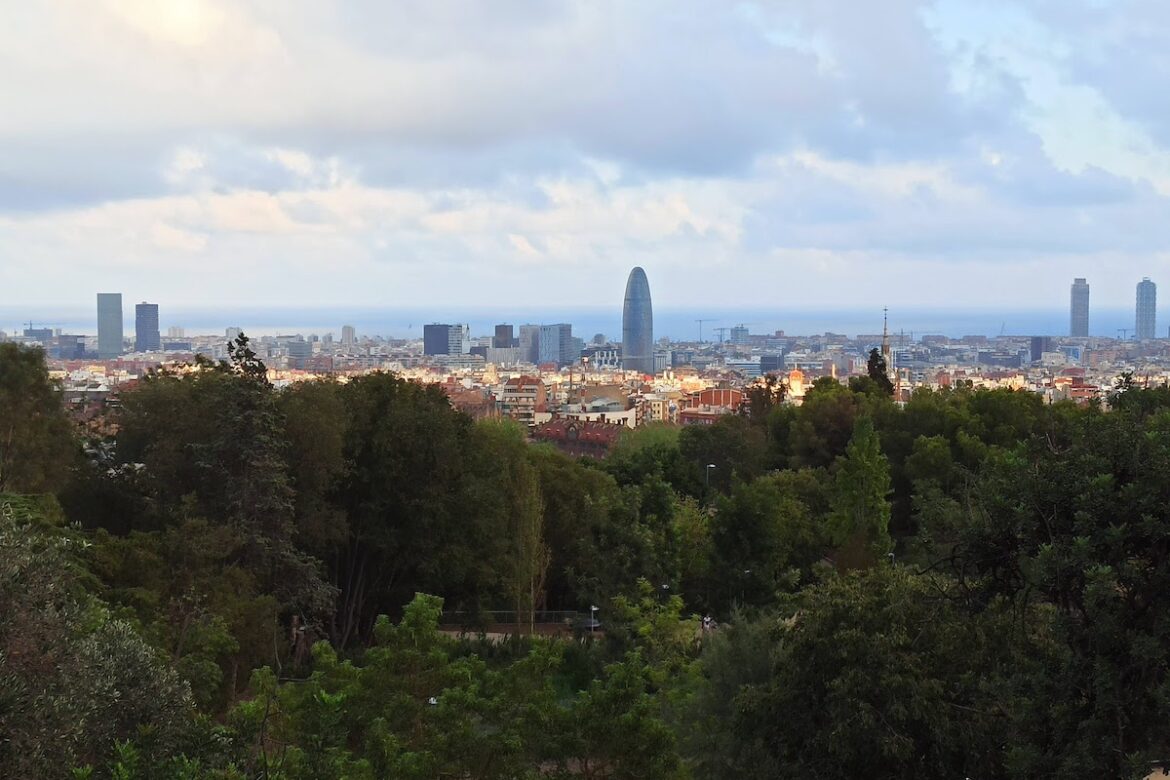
538,323 -> 573,366
423,323 -> 451,355
341,325 -> 356,346
287,339 -> 311,369
167,326 -> 185,338
1136,278 -> 1157,340
96,293 -> 123,359
448,323 -> 471,355
1070,278 -> 1090,337
1030,336 -> 1054,363
622,266 -> 654,374
493,324 -> 514,349
729,325 -> 749,345
518,324 -> 541,363
226,326 -> 242,341
135,302 -> 161,352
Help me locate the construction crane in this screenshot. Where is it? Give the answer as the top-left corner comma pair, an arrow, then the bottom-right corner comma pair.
1118,328 -> 1130,341
713,327 -> 731,344
695,319 -> 715,344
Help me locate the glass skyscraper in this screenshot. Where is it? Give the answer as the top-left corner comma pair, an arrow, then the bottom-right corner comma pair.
96,292 -> 123,359
135,302 -> 161,352
538,323 -> 573,367
622,267 -> 654,374
1136,278 -> 1157,340
1070,278 -> 1089,337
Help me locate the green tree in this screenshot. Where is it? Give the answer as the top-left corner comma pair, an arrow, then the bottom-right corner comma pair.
727,568 -> 1020,780
0,344 -> 76,493
678,415 -> 766,495
604,423 -> 701,497
829,416 -> 892,564
710,472 -> 828,611
866,347 -> 895,396
329,372 -> 471,645
277,378 -> 349,555
784,379 -> 860,470
0,494 -> 196,776
948,397 -> 1170,777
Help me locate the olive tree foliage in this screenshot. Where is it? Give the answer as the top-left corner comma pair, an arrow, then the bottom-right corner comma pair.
0,494 -> 195,777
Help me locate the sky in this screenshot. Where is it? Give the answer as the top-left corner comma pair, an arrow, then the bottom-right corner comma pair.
3,0 -> 1170,321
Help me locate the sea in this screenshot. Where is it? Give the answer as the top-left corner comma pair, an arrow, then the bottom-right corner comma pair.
0,305 -> 1158,342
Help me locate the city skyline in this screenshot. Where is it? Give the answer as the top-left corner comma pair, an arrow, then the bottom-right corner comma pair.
4,3 -> 1170,311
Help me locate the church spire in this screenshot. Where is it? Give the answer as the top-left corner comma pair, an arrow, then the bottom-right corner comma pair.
881,307 -> 897,394
881,307 -> 891,365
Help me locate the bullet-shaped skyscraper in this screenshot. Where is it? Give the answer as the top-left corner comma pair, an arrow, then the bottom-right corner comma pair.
1070,278 -> 1089,337
622,267 -> 654,374
1136,278 -> 1157,340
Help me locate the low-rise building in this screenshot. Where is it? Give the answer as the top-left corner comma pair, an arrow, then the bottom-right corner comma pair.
532,419 -> 625,458
500,375 -> 548,427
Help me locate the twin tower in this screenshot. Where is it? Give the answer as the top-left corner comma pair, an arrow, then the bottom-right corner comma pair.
622,266 -> 654,374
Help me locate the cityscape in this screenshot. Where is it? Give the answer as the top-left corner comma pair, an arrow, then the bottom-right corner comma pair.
3,270 -> 1167,458
8,2 -> 1170,778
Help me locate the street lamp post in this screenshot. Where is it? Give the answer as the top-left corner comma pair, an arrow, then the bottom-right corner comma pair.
590,605 -> 598,637
705,463 -> 716,489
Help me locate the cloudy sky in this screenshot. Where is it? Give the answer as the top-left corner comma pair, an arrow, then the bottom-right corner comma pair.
2,0 -> 1169,317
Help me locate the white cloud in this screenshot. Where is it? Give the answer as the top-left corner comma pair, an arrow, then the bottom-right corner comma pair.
2,0 -> 1170,317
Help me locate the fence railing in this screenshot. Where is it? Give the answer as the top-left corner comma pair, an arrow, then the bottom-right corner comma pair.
438,610 -> 593,628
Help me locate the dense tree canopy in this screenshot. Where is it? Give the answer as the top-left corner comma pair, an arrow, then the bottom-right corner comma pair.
4,341 -> 1170,779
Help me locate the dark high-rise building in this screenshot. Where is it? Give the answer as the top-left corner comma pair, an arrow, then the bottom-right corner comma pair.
1070,278 -> 1089,337
493,324 -> 515,349
422,323 -> 468,356
135,302 -> 161,352
1030,336 -> 1053,363
760,354 -> 785,375
96,293 -> 123,359
1136,277 -> 1157,340
622,266 -> 654,374
54,334 -> 85,360
423,323 -> 452,355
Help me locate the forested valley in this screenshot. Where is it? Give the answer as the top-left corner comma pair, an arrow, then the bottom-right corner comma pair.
6,337 -> 1170,779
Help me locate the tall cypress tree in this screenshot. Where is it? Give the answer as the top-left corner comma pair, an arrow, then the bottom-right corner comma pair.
829,415 -> 892,564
